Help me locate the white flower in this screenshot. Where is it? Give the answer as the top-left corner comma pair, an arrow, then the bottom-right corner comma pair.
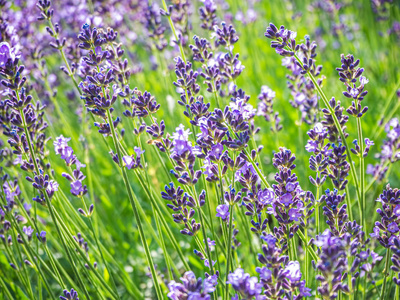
360,76 -> 369,85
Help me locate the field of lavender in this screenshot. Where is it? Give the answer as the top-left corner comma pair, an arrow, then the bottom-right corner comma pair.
1,0 -> 400,299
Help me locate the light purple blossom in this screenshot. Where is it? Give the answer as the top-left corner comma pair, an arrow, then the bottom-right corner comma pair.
370,226 -> 380,238
3,181 -> 21,202
260,85 -> 276,100
134,147 -> 145,156
350,88 -> 359,98
46,180 -> 59,193
288,208 -> 302,221
204,238 -> 216,247
280,193 -> 293,207
13,155 -> 23,165
286,182 -> 295,192
204,274 -> 218,293
204,259 -> 216,268
60,146 -> 75,163
216,204 -> 230,220
255,266 -> 272,281
70,181 -> 84,196
360,76 -> 369,85
365,138 -> 374,147
388,222 -> 399,233
235,161 -> 257,181
54,135 -> 71,154
257,188 -> 274,205
394,205 -> 400,216
75,160 -> 86,170
305,140 -> 319,153
260,234 -> 277,247
197,117 -> 209,139
0,42 -> 16,68
299,281 -> 312,297
371,251 -> 383,264
227,268 -> 263,297
123,156 -> 136,170
23,226 -> 34,238
209,143 -> 223,160
284,261 -> 302,281
202,159 -> 216,178
229,99 -> 256,120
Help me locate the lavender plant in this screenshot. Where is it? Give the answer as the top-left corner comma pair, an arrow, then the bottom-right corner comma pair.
0,0 -> 399,299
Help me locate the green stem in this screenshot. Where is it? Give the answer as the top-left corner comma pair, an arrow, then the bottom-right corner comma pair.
105,109 -> 163,299
291,52 -> 361,203
18,105 -> 91,299
356,117 -> 366,231
224,205 -> 234,300
0,276 -> 13,300
372,76 -> 400,140
203,177 -> 222,286
296,230 -> 318,261
161,0 -> 187,62
380,250 -> 391,300
192,185 -> 214,276
345,185 -> 354,221
81,197 -> 121,299
316,183 -> 320,235
137,122 -> 173,281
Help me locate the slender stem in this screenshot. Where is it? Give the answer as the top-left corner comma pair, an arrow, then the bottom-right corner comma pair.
316,181 -> 320,235
81,196 -> 121,299
18,103 -> 91,299
373,76 -> 400,140
0,276 -> 13,300
105,109 -> 163,299
224,205 -> 234,300
192,185 -> 214,276
291,52 -> 361,203
161,0 -> 187,62
12,182 -> 69,289
203,177 -> 222,281
46,19 -> 81,93
356,117 -> 366,231
136,122 -> 173,280
0,192 -> 56,300
345,185 -> 354,221
296,230 -> 318,261
52,209 -> 121,299
380,249 -> 391,300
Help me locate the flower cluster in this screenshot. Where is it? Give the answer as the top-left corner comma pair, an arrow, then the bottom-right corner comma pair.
367,117 -> 400,181
314,224 -> 378,299
256,234 -> 311,299
372,184 -> 400,248
257,85 -> 282,132
269,148 -> 312,249
0,41 -> 54,205
54,135 -> 88,198
162,183 -> 203,236
227,268 -> 263,299
336,54 -> 369,118
167,271 -> 217,300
